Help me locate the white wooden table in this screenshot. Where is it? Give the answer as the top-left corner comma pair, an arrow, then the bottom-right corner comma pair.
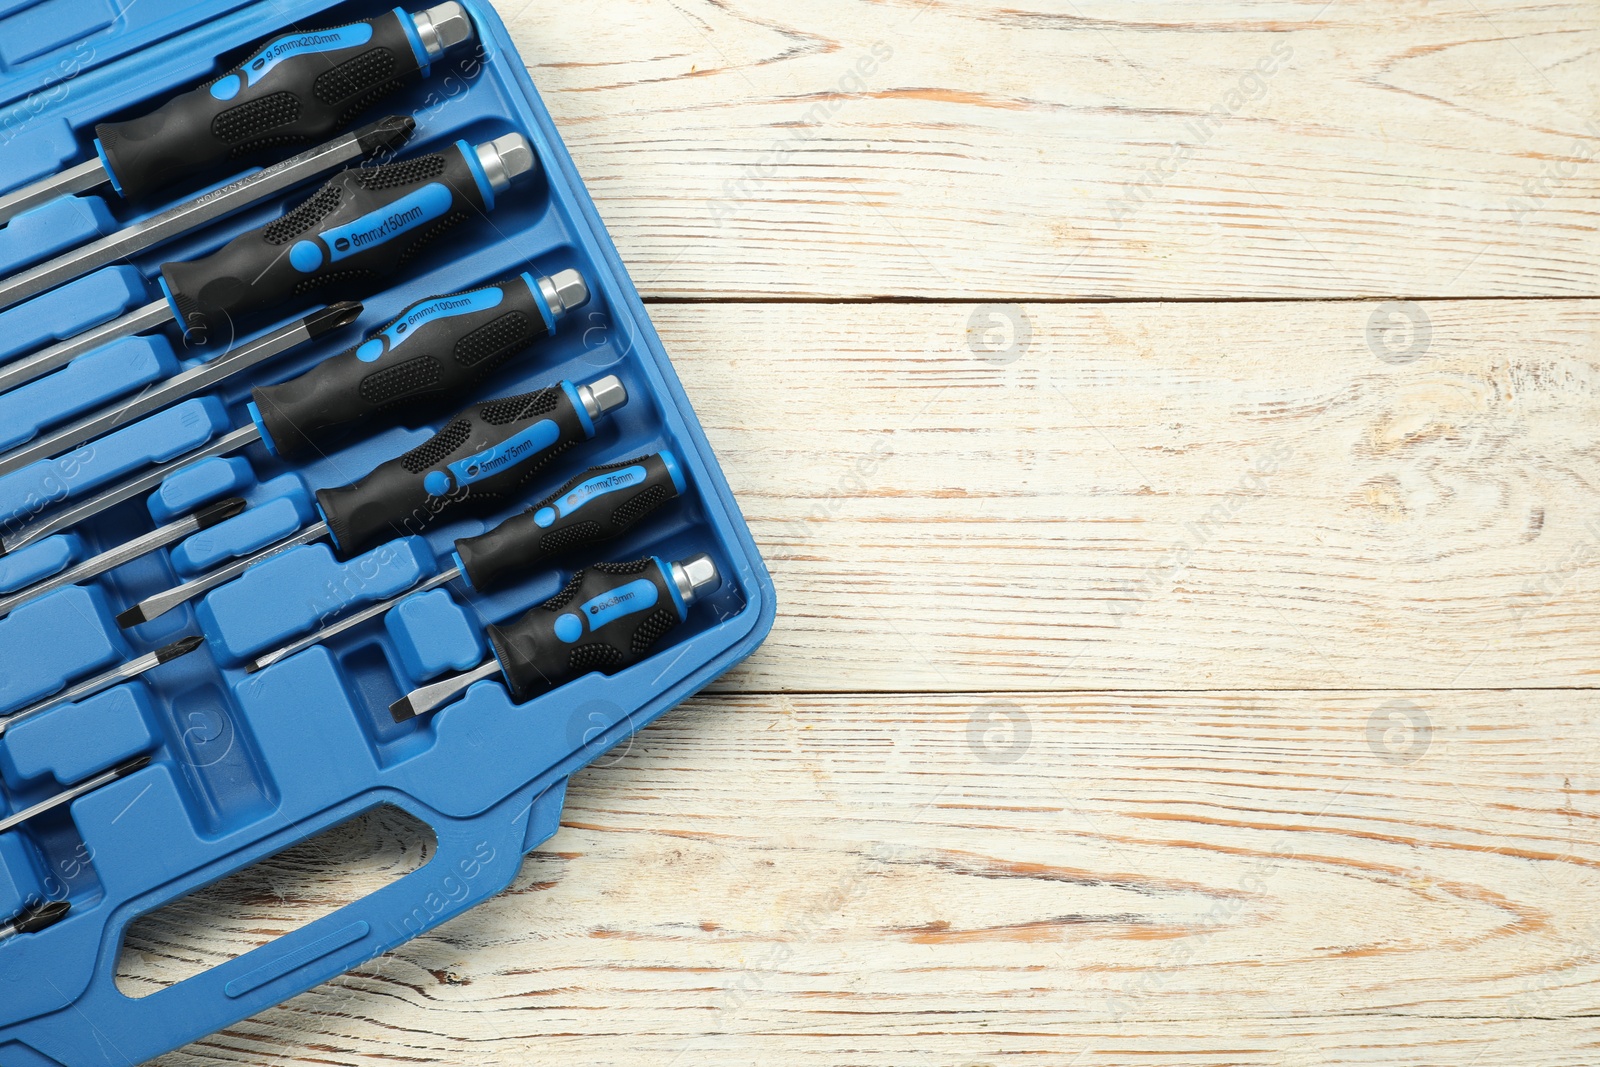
142,1 -> 1600,1063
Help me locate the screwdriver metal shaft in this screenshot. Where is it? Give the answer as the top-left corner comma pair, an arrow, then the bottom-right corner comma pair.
0,498 -> 244,620
0,757 -> 151,837
0,425 -> 258,557
0,636 -> 204,738
0,901 -> 71,942
0,159 -> 107,229
0,304 -> 361,478
0,117 -> 414,313
244,569 -> 459,673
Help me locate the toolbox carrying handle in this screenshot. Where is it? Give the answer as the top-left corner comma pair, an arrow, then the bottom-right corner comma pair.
78,778 -> 569,1056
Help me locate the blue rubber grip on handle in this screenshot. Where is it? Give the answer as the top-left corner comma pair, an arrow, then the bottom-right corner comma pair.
160,141 -> 497,343
93,8 -> 430,201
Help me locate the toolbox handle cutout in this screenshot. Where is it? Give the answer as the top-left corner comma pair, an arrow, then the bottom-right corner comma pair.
107,779 -> 567,1019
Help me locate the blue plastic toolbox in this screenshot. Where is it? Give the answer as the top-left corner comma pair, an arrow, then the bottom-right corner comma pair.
0,2 -> 775,1062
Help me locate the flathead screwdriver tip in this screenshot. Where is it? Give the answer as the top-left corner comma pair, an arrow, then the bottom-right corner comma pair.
13,900 -> 70,936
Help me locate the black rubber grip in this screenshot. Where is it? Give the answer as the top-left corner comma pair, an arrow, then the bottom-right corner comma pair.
252,276 -> 555,462
486,558 -> 685,702
161,141 -> 494,343
95,10 -> 427,201
316,382 -> 598,559
455,452 -> 684,593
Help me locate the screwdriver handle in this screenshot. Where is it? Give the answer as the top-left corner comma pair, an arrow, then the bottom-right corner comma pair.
249,275 -> 560,461
455,452 -> 687,592
316,381 -> 605,558
487,557 -> 687,702
161,140 -> 500,342
95,10 -> 432,202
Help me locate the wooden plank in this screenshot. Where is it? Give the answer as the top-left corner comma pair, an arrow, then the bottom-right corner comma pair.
647,299 -> 1600,692
148,691 -> 1600,1065
506,0 -> 1600,299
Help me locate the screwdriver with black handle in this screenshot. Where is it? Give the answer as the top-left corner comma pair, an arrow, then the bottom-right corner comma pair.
0,3 -> 474,227
0,269 -> 588,479
0,132 -> 538,396
391,553 -> 723,721
245,451 -> 689,671
115,376 -> 631,625
0,273 -> 593,616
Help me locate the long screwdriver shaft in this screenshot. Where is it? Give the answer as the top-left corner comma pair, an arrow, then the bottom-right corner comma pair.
0,159 -> 107,229
246,568 -> 459,673
0,636 -> 203,737
0,498 -> 244,619
117,522 -> 331,627
0,303 -> 360,478
0,300 -> 171,396
0,425 -> 260,556
0,757 -> 151,836
0,117 -> 414,313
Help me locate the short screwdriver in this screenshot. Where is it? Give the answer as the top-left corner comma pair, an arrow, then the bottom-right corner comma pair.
115,376 -> 631,625
0,3 -> 474,226
243,451 -> 690,670
0,133 -> 538,396
0,270 -> 591,557
390,553 -> 722,721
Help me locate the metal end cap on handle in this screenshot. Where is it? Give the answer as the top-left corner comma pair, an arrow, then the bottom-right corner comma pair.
577,375 -> 627,420
475,134 -> 535,193
414,2 -> 474,60
539,269 -> 590,320
672,554 -> 721,607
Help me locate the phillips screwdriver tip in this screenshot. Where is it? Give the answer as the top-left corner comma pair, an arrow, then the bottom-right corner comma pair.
156,635 -> 206,662
13,900 -> 70,935
117,755 -> 154,776
306,301 -> 366,337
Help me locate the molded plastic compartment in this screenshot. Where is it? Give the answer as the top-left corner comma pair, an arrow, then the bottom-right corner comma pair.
0,2 -> 775,1064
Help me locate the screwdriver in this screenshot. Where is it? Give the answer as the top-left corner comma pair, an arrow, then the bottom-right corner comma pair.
243,451 -> 689,669
0,116 -> 415,315
116,376 -> 630,625
390,553 -> 722,721
0,636 -> 205,738
0,3 -> 474,227
0,756 -> 152,837
0,269 -> 590,557
0,303 -> 364,478
0,132 -> 538,396
0,901 -> 71,943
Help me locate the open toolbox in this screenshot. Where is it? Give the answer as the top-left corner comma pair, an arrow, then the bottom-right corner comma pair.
0,1 -> 775,1062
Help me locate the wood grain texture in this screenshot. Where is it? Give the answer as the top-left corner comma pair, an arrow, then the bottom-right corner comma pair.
139,0 -> 1600,1063
510,0 -> 1600,299
146,692 -> 1600,1066
652,299 -> 1600,692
